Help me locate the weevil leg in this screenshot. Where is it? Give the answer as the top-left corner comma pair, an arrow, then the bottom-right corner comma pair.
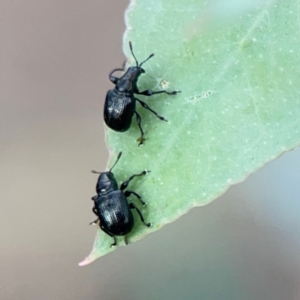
89,218 -> 99,225
129,203 -> 151,227
89,207 -> 99,225
136,98 -> 167,122
121,60 -> 127,69
134,111 -> 145,146
124,236 -> 129,245
124,190 -> 147,206
100,224 -> 117,247
135,89 -> 181,96
109,68 -> 123,84
120,171 -> 149,191
92,207 -> 98,216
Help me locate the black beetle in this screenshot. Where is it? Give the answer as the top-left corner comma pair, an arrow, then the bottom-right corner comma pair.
104,41 -> 181,145
90,152 -> 151,247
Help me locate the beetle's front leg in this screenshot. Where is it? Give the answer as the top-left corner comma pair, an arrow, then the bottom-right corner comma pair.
109,60 -> 126,83
109,68 -> 123,84
135,89 -> 181,96
120,170 -> 150,191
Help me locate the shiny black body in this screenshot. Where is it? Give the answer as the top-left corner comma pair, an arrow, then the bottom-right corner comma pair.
104,41 -> 181,145
91,152 -> 151,247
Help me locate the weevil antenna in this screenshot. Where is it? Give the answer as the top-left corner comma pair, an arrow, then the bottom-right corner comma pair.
139,53 -> 154,67
91,170 -> 101,174
92,152 -> 122,174
110,152 -> 122,171
129,41 -> 139,67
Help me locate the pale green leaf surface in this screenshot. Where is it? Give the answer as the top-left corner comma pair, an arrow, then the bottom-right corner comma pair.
80,0 -> 300,265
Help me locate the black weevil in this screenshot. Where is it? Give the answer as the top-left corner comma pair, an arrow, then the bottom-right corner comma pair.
90,152 -> 151,247
104,42 -> 181,145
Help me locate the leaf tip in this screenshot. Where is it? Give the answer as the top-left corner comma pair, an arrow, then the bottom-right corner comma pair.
78,253 -> 96,267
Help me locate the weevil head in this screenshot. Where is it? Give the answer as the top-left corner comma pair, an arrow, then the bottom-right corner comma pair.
116,42 -> 154,93
115,66 -> 144,93
95,171 -> 118,195
93,152 -> 122,195
128,65 -> 145,75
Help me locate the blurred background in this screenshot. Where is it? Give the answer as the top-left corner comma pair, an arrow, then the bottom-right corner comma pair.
1,1 -> 300,299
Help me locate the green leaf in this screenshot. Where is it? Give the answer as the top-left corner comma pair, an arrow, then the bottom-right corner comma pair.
79,0 -> 300,265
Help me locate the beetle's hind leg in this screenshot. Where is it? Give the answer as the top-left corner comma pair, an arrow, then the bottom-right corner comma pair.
129,203 -> 151,227
136,98 -> 167,122
124,236 -> 129,245
134,111 -> 145,146
100,224 -> 117,247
